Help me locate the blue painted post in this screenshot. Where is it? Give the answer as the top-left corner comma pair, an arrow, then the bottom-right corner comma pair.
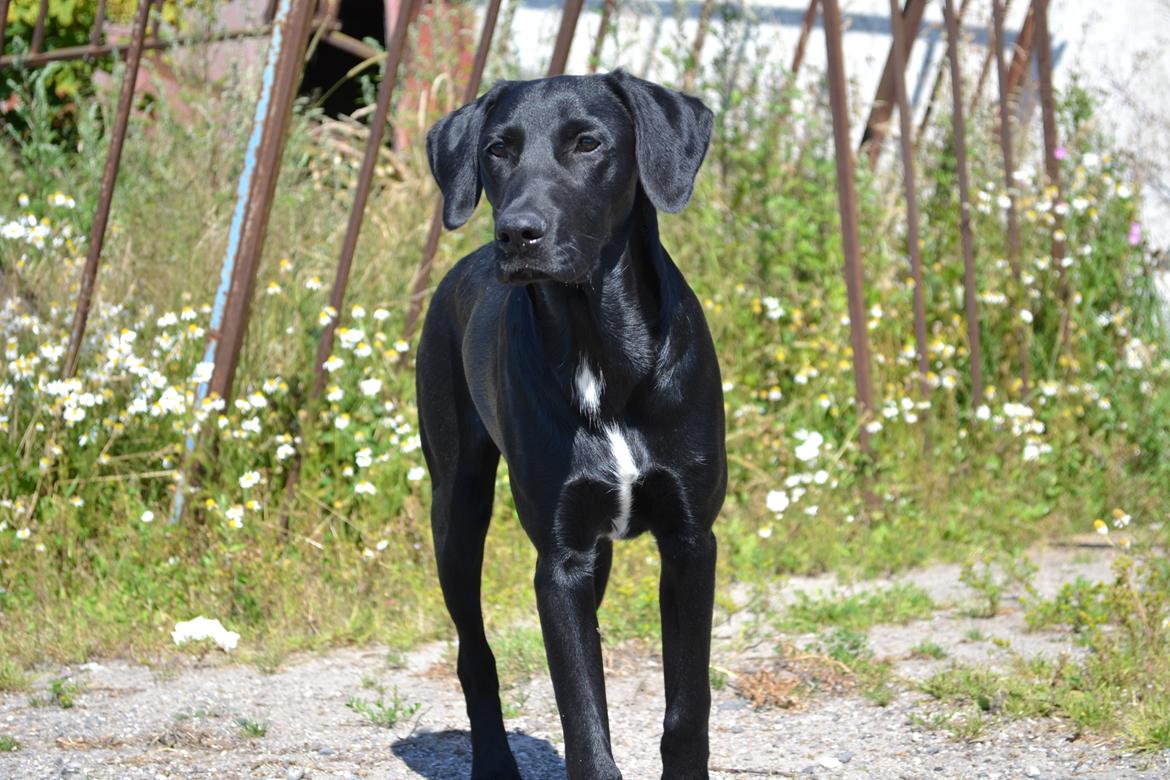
171,0 -> 315,523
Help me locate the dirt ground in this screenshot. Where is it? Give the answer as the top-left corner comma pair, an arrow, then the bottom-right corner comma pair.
3,544 -> 1169,779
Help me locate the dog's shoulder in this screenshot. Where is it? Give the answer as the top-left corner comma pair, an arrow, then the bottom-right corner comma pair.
428,243 -> 499,315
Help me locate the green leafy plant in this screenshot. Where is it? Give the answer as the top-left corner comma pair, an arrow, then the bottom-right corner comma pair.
346,688 -> 420,728
29,676 -> 81,708
235,717 -> 268,738
959,553 -> 1037,618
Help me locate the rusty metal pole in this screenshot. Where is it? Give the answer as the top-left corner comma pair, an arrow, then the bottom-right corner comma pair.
682,0 -> 717,91
400,0 -> 504,345
171,0 -> 315,524
968,0 -> 1016,115
1033,0 -> 1069,353
30,0 -> 48,54
790,0 -> 819,75
587,0 -> 615,74
913,0 -> 973,147
859,0 -> 927,167
311,0 -> 421,398
203,0 -> 315,403
89,0 -> 109,49
943,0 -> 984,408
1004,2 -> 1034,98
548,0 -> 584,76
993,0 -> 1028,394
0,26 -> 273,69
61,0 -> 154,379
0,0 -> 12,55
887,0 -> 931,404
822,0 -> 876,456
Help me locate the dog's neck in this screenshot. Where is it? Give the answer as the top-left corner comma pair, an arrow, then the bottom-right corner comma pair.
526,195 -> 663,418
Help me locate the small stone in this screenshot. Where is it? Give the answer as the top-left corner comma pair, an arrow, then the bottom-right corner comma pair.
719,699 -> 748,711
1024,767 -> 1041,778
63,763 -> 83,775
836,751 -> 854,764
286,768 -> 305,780
318,747 -> 335,756
817,754 -> 843,770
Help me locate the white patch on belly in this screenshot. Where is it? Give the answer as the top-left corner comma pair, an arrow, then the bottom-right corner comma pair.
575,358 -> 603,419
604,425 -> 639,539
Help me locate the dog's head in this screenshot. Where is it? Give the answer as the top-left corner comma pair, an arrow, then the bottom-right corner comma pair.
426,71 -> 712,285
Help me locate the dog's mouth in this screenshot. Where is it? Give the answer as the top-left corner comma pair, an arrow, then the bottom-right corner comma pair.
496,261 -> 553,285
495,251 -> 592,286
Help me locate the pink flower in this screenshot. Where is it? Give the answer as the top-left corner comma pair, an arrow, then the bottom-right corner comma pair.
1054,145 -> 1067,161
1127,222 -> 1141,246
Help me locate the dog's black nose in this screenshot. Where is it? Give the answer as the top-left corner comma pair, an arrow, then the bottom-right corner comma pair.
495,212 -> 547,253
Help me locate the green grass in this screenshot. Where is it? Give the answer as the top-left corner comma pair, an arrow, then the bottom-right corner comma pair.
346,688 -> 420,728
0,734 -> 19,752
0,660 -> 31,692
235,717 -> 268,739
917,552 -> 1170,750
910,709 -> 990,742
778,583 -> 935,633
909,640 -> 948,660
29,676 -> 81,709
491,626 -> 549,689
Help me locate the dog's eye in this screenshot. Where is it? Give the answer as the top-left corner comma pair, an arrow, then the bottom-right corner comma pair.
486,141 -> 507,158
575,135 -> 601,153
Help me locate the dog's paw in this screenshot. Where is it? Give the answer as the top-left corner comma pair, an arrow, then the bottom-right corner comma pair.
470,758 -> 522,780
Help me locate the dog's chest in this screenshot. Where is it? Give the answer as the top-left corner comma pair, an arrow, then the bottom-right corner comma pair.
568,359 -> 647,539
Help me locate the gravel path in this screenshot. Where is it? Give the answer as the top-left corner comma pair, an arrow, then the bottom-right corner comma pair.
3,544 -> 1168,779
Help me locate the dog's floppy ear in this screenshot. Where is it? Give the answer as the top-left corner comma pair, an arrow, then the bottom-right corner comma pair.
605,69 -> 713,213
426,82 -> 509,229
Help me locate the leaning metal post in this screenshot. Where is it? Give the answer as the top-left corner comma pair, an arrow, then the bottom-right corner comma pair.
993,0 -> 1029,394
587,0 -> 615,74
1033,0 -> 1069,355
887,0 -> 931,407
170,0 -> 316,523
1004,1 -> 1034,99
682,0 -> 717,91
89,0 -> 109,50
822,0 -> 876,456
914,0 -> 972,148
399,0 -> 503,346
311,0 -> 420,398
548,0 -> 585,76
790,0 -> 819,75
30,0 -> 48,54
62,0 -> 155,379
859,0 -> 926,167
0,0 -> 10,58
943,0 -> 985,408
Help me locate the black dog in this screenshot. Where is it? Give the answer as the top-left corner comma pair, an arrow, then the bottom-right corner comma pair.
416,70 -> 726,780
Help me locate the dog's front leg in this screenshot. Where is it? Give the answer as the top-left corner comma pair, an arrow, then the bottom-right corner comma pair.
534,552 -> 622,780
657,529 -> 717,780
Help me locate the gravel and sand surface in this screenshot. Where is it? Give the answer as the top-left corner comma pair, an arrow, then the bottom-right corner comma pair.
3,544 -> 1168,779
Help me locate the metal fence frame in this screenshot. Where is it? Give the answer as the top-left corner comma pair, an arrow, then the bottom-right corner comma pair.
0,0 -> 1068,517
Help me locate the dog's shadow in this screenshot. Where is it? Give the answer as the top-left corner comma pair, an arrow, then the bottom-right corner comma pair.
392,729 -> 566,779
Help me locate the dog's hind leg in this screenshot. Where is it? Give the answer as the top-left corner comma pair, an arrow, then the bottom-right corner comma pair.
419,341 -> 518,780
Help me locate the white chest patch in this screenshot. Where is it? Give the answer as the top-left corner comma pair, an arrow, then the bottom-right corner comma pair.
604,425 -> 640,539
575,359 -> 603,419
